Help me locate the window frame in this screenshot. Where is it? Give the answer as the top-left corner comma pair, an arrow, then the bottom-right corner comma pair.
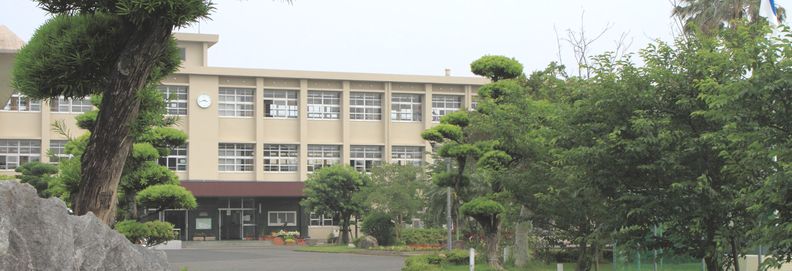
391,146 -> 424,166
159,145 -> 188,172
218,87 -> 255,117
0,140 -> 41,170
158,85 -> 188,116
263,144 -> 299,172
263,89 -> 299,119
349,145 -> 383,173
268,211 -> 298,226
431,95 -> 462,122
349,92 -> 382,121
2,92 -> 41,112
50,96 -> 93,114
307,145 -> 341,172
218,143 -> 255,172
309,212 -> 336,226
391,93 -> 422,122
48,140 -> 72,164
307,91 -> 341,120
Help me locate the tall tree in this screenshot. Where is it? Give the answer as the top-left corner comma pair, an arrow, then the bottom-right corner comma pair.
672,0 -> 786,35
301,165 -> 368,244
12,0 -> 212,224
358,163 -> 427,240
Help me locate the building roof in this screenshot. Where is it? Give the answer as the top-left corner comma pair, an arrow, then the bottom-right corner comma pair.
181,181 -> 305,197
173,32 -> 219,47
0,25 -> 24,53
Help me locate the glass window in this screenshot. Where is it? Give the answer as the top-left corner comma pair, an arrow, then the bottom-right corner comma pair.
264,90 -> 298,118
309,212 -> 336,226
159,145 -> 187,171
349,145 -> 383,173
350,92 -> 382,120
2,92 -> 41,112
158,85 -> 188,115
219,87 -> 254,117
268,211 -> 297,226
48,140 -> 72,163
391,93 -> 422,121
50,97 -> 92,113
470,96 -> 479,111
392,146 -> 423,166
263,144 -> 298,172
307,145 -> 341,172
0,140 -> 41,170
432,95 -> 462,122
218,143 -> 254,172
307,91 -> 340,119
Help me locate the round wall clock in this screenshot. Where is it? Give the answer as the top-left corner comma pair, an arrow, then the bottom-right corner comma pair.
196,94 -> 212,109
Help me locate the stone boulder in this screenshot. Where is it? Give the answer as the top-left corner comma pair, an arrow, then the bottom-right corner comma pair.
357,235 -> 378,249
0,181 -> 169,270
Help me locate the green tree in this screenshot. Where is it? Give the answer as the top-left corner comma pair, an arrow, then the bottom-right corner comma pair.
14,161 -> 59,198
301,165 -> 368,244
359,163 -> 427,240
12,0 -> 213,224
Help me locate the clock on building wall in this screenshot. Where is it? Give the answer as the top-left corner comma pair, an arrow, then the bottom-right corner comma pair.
196,94 -> 212,109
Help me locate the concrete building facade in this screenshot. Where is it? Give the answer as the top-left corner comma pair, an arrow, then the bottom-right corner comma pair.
0,30 -> 487,241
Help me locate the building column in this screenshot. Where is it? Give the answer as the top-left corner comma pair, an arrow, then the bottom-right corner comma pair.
423,84 -> 433,162
341,81 -> 351,164
383,83 -> 392,163
39,100 -> 51,163
298,80 -> 308,181
255,78 -> 265,181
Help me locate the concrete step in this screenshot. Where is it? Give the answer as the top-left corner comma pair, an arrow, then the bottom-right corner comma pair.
182,240 -> 273,249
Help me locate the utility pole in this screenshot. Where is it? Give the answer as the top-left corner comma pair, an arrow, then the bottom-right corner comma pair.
446,158 -> 453,251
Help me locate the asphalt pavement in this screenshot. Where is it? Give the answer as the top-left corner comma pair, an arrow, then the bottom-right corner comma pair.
166,247 -> 405,271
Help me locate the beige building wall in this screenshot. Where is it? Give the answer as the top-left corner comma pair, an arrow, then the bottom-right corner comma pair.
0,32 -> 486,183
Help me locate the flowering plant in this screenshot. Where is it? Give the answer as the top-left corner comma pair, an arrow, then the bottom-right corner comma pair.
275,230 -> 300,240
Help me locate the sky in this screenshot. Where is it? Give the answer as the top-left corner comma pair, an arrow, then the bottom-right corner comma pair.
1,0 -> 788,77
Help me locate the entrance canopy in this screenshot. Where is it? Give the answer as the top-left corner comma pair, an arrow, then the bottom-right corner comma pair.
181,181 -> 304,197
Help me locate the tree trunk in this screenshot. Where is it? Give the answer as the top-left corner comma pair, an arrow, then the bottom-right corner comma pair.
341,212 -> 351,244
73,21 -> 174,225
514,206 -> 531,267
576,238 -> 591,271
485,227 -> 504,270
731,237 -> 740,271
125,191 -> 138,220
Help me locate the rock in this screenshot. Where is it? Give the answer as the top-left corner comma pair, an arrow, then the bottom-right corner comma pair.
0,182 -> 169,271
357,235 -> 378,249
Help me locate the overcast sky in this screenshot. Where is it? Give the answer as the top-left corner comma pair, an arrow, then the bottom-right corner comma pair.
2,0 -> 789,77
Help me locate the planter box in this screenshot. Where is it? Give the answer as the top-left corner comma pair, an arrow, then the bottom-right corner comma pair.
272,237 -> 285,245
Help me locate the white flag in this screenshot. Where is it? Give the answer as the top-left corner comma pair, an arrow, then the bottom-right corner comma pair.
759,0 -> 780,27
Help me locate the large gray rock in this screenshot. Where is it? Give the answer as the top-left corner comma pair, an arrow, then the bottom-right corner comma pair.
357,235 -> 378,249
0,182 -> 169,270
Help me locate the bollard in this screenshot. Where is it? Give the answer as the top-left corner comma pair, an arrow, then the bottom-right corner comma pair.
557,263 -> 563,271
470,248 -> 475,271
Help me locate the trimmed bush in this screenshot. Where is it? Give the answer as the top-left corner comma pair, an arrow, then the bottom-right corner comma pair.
401,250 -> 470,271
115,220 -> 176,247
400,228 -> 446,245
361,212 -> 395,246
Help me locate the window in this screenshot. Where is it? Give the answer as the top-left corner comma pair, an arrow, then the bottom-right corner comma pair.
349,145 -> 383,173
2,92 -> 40,112
268,211 -> 297,226
48,140 -> 72,163
350,92 -> 382,120
307,145 -> 341,172
309,212 -> 336,226
158,85 -> 188,115
178,47 -> 186,61
219,87 -> 254,117
0,140 -> 41,170
470,96 -> 479,111
159,145 -> 187,171
263,144 -> 298,172
50,96 -> 92,113
264,90 -> 298,118
432,95 -> 462,122
218,143 -> 254,172
307,91 -> 340,119
392,146 -> 423,166
391,93 -> 422,121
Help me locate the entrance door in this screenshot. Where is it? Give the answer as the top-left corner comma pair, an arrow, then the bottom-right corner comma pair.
219,209 -> 242,240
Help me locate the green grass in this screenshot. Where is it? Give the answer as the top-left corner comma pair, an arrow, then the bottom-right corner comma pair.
438,262 -> 703,271
293,245 -> 362,254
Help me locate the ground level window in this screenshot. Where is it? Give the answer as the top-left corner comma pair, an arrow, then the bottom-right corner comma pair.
0,139 -> 41,170
268,211 -> 297,226
349,145 -> 383,173
309,212 -> 336,226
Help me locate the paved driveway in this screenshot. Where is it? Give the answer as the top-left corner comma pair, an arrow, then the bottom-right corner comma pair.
166,247 -> 404,271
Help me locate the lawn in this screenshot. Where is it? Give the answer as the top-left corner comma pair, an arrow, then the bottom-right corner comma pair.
293,245 -> 362,254
439,262 -> 703,271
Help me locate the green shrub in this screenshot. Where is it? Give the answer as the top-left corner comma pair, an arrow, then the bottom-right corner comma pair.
402,255 -> 441,271
115,220 -> 176,247
401,250 -> 470,271
361,212 -> 395,246
400,228 -> 446,245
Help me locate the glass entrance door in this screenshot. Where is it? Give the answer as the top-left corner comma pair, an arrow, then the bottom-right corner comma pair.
219,209 -> 242,240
